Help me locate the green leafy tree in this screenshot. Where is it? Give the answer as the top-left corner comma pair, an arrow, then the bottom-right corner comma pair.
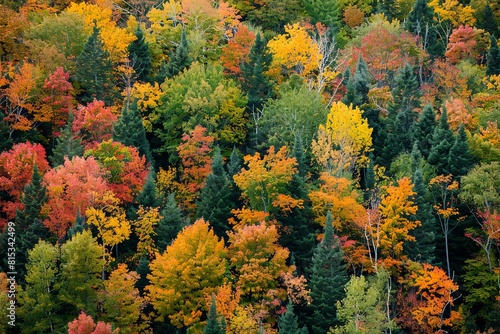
74,23 -> 116,106
448,124 -> 476,176
113,99 -> 154,165
49,111 -> 84,167
57,230 -> 104,317
428,107 -> 455,174
197,147 -> 234,238
307,211 -> 349,333
278,300 -> 308,334
204,296 -> 226,334
486,35 -> 500,76
18,240 -> 60,333
128,26 -> 152,83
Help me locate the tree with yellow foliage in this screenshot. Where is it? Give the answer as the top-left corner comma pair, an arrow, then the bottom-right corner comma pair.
312,101 -> 372,177
147,218 -> 227,329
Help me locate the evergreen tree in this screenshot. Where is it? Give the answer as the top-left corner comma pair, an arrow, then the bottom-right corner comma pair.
204,296 -> 226,334
448,124 -> 476,177
354,55 -> 370,106
227,146 -> 242,177
412,104 -> 437,159
302,0 -> 341,31
67,209 -> 85,239
155,193 -> 185,251
0,110 -> 12,151
135,169 -> 161,208
136,254 -> 150,293
406,166 -> 437,264
241,33 -> 273,113
74,23 -> 116,106
428,107 -> 455,174
49,111 -> 84,167
377,0 -> 397,22
164,29 -> 191,80
307,211 -> 349,333
486,35 -> 500,76
197,147 -> 234,238
405,0 -> 442,57
278,300 -> 308,334
128,26 -> 152,83
477,3 -> 499,38
113,99 -> 154,165
10,165 -> 49,283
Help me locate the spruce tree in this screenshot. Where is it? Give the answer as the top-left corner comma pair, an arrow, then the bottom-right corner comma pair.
278,300 -> 308,334
155,193 -> 185,250
448,124 -> 476,177
128,26 -> 152,83
486,35 -> 500,76
405,0 -> 442,57
412,104 -> 437,159
136,254 -> 150,293
50,111 -> 84,167
307,211 -> 349,333
342,55 -> 370,108
241,33 -> 273,113
75,23 -> 116,105
11,165 -> 49,283
204,296 -> 226,334
197,147 -> 234,238
227,146 -> 242,178
428,107 -> 455,175
302,0 -> 341,31
478,3 -> 499,38
135,169 -> 161,208
163,29 -> 191,80
113,99 -> 154,165
406,166 -> 437,264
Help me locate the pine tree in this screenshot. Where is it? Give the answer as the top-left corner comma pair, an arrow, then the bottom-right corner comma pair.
302,0 -> 341,31
136,254 -> 150,293
163,29 -> 191,80
204,296 -> 226,334
448,124 -> 476,177
74,23 -> 116,106
155,193 -> 185,251
406,167 -> 437,264
49,111 -> 84,167
128,26 -> 152,83
342,55 -> 370,108
113,99 -> 154,165
12,165 -> 49,283
67,209 -> 85,239
241,33 -> 273,113
227,146 -> 242,177
486,35 -> 500,76
405,0 -> 442,57
135,169 -> 161,208
377,0 -> 397,22
412,104 -> 437,159
477,3 -> 499,38
278,300 -> 308,334
197,147 -> 234,238
307,211 -> 349,333
428,107 -> 455,175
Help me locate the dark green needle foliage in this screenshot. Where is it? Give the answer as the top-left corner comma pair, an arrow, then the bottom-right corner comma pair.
128,26 -> 152,83
163,29 -> 191,81
204,296 -> 226,334
486,35 -> 500,76
278,300 -> 308,334
412,104 -> 437,159
428,107 -> 455,175
448,124 -> 476,177
50,112 -> 84,167
155,193 -> 185,251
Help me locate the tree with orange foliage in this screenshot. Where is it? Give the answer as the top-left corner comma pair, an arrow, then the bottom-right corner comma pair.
0,142 -> 50,227
42,156 -> 108,238
407,263 -> 461,333
42,67 -> 75,136
220,25 -> 255,78
68,311 -> 119,334
233,146 -> 302,216
445,25 -> 489,65
147,219 -> 226,329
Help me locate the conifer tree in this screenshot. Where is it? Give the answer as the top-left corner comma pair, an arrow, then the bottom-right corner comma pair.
136,254 -> 150,293
135,169 -> 161,209
155,193 -> 185,251
478,3 -> 499,38
0,110 -> 12,151
128,26 -> 152,83
307,211 -> 349,333
49,112 -> 84,167
486,35 -> 500,76
302,0 -> 341,31
11,165 -> 49,283
67,209 -> 85,239
113,99 -> 154,165
197,147 -> 234,238
204,296 -> 226,334
406,166 -> 437,264
342,55 -> 370,108
448,124 -> 476,177
75,23 -> 116,106
227,146 -> 242,177
278,300 -> 308,334
412,104 -> 437,159
163,29 -> 191,80
241,33 -> 273,114
428,107 -> 455,174
405,0 -> 442,57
